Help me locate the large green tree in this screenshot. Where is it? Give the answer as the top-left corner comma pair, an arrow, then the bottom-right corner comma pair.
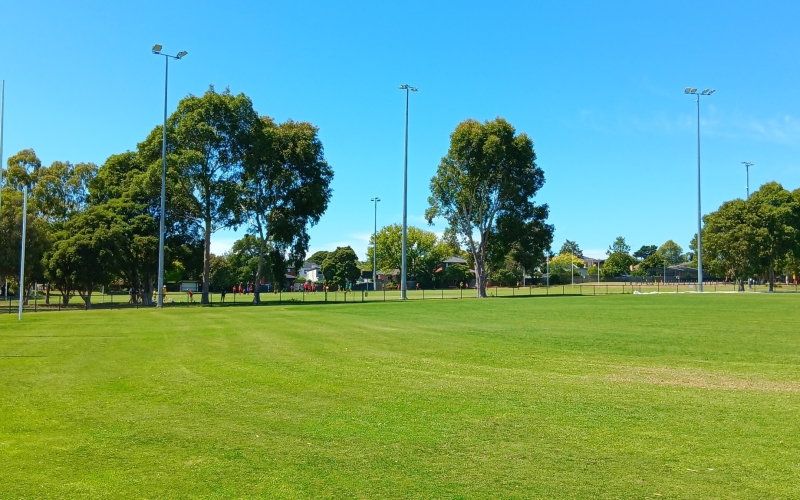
0,189 -> 51,302
366,224 -> 449,287
702,198 -> 758,290
153,86 -> 261,304
658,240 -> 685,265
426,118 -> 552,298
321,247 -> 360,289
739,182 -> 798,290
559,240 -> 582,256
602,252 -> 637,279
241,118 -> 333,303
607,236 -> 631,256
43,205 -> 127,307
633,245 -> 657,261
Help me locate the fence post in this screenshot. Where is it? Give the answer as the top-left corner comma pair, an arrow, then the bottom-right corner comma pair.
441,288 -> 444,300
562,286 -> 564,295
279,290 -> 282,304
580,285 -> 582,296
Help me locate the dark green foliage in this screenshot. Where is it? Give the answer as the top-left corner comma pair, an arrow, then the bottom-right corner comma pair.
607,236 -> 631,256
426,118 -> 552,297
321,246 -> 360,289
602,252 -> 637,278
559,240 -> 582,256
442,264 -> 472,286
633,245 -> 657,260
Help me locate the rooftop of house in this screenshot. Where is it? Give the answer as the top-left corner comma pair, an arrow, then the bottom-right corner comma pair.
442,256 -> 467,264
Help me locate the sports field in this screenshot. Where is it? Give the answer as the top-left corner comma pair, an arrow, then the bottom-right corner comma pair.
1,294 -> 799,498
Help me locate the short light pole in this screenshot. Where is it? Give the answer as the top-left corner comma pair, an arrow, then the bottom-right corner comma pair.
152,44 -> 188,308
685,87 -> 715,292
399,84 -> 417,299
371,197 -> 380,291
742,161 -> 754,200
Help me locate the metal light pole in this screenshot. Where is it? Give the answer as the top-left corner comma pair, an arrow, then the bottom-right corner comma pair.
18,186 -> 27,321
399,84 -> 417,299
0,80 -> 5,220
371,197 -> 380,291
685,87 -> 715,292
152,44 -> 187,308
742,161 -> 754,200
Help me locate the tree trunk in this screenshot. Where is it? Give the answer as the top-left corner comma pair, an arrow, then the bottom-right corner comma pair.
737,279 -> 745,292
769,263 -> 774,293
144,277 -> 154,306
474,257 -> 488,298
253,243 -> 266,305
45,283 -> 51,305
202,218 -> 211,304
80,288 -> 92,309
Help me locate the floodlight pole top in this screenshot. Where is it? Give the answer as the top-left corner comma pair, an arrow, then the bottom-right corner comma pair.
152,44 -> 188,60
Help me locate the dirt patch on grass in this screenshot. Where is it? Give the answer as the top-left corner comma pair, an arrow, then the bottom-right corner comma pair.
606,366 -> 800,393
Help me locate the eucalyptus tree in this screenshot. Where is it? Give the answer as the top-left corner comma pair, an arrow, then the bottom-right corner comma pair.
162,86 -> 261,303
241,118 -> 333,303
426,118 -> 552,297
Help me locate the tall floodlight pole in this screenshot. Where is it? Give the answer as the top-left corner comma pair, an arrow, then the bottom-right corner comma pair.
398,84 -> 417,299
371,197 -> 380,291
152,44 -> 188,308
742,161 -> 754,200
0,80 -> 5,220
685,87 -> 715,292
18,186 -> 27,321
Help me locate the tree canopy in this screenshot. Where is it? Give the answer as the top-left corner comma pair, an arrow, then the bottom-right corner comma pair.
607,236 -> 631,256
367,224 -> 449,287
321,247 -> 360,289
426,117 -> 552,298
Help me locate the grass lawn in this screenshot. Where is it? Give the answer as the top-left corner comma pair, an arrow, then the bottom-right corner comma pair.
1,294 -> 799,499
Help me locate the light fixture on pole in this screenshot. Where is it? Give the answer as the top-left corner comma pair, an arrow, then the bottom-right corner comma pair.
153,44 -> 188,308
398,84 -> 417,300
742,161 -> 754,200
684,87 -> 715,292
371,197 -> 380,291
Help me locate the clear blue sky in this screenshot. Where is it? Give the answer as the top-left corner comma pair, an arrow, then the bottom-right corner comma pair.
2,1 -> 799,260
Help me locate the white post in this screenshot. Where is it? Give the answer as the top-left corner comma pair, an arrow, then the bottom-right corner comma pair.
18,185 -> 27,321
546,254 -> 549,288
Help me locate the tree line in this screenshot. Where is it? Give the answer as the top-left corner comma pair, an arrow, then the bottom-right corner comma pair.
0,87 -> 333,306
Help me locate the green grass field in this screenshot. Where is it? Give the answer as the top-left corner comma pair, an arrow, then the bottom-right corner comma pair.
2,294 -> 799,498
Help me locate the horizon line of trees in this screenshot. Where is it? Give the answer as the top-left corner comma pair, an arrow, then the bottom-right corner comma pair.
0,86 -> 333,307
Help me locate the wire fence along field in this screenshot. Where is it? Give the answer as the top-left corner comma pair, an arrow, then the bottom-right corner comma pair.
3,281 -> 799,314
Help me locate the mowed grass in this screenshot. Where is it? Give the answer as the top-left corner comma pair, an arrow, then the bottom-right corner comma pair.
1,294 -> 799,499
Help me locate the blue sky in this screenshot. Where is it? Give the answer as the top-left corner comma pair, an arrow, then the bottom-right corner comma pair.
2,1 -> 799,260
